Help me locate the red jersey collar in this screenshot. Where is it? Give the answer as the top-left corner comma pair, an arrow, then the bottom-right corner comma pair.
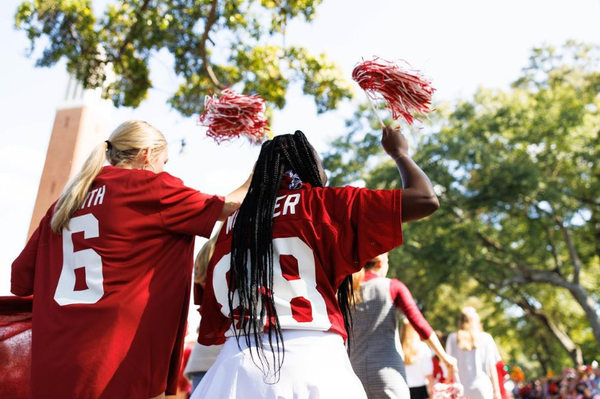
363,271 -> 380,282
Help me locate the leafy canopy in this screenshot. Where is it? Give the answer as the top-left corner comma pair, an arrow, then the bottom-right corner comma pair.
15,0 -> 352,115
324,41 -> 600,374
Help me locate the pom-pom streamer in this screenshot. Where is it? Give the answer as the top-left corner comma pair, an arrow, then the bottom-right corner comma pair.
352,58 -> 435,126
432,382 -> 465,399
199,88 -> 270,144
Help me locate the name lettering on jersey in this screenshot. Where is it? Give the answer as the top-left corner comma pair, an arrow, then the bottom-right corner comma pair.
273,193 -> 300,218
81,185 -> 106,210
226,211 -> 239,235
225,194 -> 301,235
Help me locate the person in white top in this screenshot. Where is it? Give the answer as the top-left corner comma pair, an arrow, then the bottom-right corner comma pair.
402,319 -> 434,399
445,307 -> 502,399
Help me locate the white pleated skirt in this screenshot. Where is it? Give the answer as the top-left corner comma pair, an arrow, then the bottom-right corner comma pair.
190,330 -> 368,399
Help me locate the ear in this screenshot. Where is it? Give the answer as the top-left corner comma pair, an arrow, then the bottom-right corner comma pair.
143,148 -> 153,164
373,259 -> 383,270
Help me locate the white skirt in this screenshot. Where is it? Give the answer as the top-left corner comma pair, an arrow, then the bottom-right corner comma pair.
190,330 -> 368,399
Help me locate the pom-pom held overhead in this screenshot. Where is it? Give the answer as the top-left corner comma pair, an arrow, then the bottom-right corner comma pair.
199,88 -> 270,144
352,57 -> 435,125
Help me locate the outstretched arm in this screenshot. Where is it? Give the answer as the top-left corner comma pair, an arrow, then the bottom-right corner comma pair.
381,126 -> 440,222
425,333 -> 457,377
219,171 -> 253,221
392,279 -> 456,374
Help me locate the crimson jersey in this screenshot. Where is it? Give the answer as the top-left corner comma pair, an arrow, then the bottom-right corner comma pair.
11,166 -> 224,399
198,179 -> 403,345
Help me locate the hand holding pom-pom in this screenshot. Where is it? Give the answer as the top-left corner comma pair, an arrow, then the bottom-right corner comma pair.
432,381 -> 465,399
352,57 -> 435,126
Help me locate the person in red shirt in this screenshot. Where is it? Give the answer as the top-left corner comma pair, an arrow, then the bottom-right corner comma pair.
432,331 -> 449,384
192,126 -> 441,399
11,120 -> 250,399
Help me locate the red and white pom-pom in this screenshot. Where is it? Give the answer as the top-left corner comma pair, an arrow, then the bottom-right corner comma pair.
352,57 -> 435,125
432,382 -> 465,399
199,88 -> 270,144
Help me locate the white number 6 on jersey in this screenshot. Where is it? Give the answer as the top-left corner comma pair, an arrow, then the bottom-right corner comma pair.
54,214 -> 104,306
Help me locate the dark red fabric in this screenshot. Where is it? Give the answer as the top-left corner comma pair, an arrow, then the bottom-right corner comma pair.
363,271 -> 433,340
178,341 -> 194,394
432,356 -> 446,383
0,296 -> 32,399
11,167 -> 224,399
198,184 -> 403,345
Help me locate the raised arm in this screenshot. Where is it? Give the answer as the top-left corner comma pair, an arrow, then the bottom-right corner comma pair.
381,126 -> 440,222
219,171 -> 253,221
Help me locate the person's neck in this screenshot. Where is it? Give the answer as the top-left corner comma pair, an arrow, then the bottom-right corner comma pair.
365,269 -> 383,277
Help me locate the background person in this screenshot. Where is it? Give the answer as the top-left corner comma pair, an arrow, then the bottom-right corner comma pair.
403,319 -> 435,399
350,254 -> 456,399
446,306 -> 502,399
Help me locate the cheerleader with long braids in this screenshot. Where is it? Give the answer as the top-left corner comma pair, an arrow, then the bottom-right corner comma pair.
192,126 -> 439,399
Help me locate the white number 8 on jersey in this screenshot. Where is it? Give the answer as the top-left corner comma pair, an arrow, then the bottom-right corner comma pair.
213,237 -> 332,331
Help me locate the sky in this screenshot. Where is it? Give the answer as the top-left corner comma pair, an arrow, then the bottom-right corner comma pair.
1,0 -> 599,300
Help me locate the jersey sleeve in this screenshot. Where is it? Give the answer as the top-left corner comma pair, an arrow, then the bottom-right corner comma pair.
390,279 -> 433,339
157,173 -> 225,238
11,214 -> 49,296
324,186 -> 403,274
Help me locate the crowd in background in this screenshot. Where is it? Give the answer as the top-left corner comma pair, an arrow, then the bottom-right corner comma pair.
513,366 -> 600,399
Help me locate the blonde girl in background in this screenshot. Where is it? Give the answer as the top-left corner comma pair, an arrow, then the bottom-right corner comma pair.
11,120 -> 251,399
445,307 -> 502,399
402,319 -> 434,399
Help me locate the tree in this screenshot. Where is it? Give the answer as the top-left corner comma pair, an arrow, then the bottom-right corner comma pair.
323,41 -> 600,371
15,0 -> 352,115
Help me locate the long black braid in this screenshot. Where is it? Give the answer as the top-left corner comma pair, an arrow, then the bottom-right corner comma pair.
228,130 -> 354,379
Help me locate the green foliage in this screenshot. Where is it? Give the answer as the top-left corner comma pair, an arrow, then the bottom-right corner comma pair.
322,104 -> 387,186
323,41 -> 600,373
15,0 -> 352,115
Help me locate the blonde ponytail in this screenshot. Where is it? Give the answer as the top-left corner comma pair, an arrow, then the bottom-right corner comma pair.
352,268 -> 365,304
51,120 -> 167,234
50,142 -> 108,233
194,226 -> 221,287
401,319 -> 420,365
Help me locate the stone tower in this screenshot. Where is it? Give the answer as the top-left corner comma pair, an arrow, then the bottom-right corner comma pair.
27,76 -> 111,238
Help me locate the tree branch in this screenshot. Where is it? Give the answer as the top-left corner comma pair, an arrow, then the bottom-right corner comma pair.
575,196 -> 600,208
198,0 -> 223,88
476,232 -> 532,272
530,199 -> 582,283
553,214 -> 583,284
475,276 -> 583,366
113,0 -> 152,65
543,225 -> 563,274
499,268 -> 568,289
